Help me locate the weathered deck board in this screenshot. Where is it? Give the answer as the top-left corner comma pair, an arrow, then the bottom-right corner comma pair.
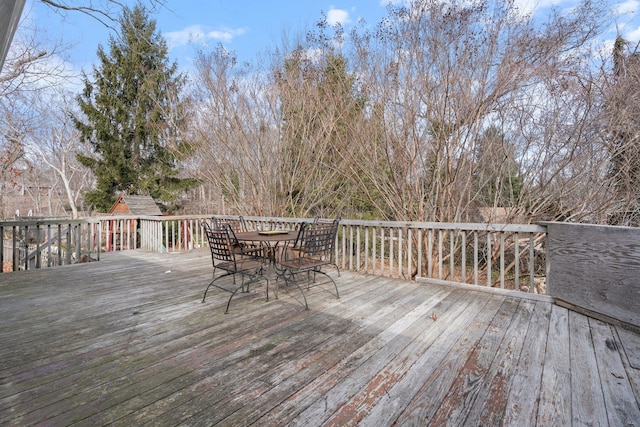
537,303 -> 572,425
1,249 -> 639,426
590,319 -> 640,426
372,294 -> 506,425
568,309 -> 608,426
501,301 -> 552,425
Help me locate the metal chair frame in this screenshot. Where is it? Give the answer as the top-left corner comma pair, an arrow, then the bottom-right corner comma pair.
211,217 -> 256,253
277,219 -> 340,309
202,222 -> 269,313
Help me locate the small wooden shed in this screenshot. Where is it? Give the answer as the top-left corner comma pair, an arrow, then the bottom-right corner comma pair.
109,195 -> 162,216
105,195 -> 162,251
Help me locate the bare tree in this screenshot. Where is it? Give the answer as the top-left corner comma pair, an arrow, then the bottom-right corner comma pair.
38,0 -> 168,27
0,121 -> 28,218
187,46 -> 284,216
25,89 -> 93,218
338,0 -> 612,223
0,14 -> 69,96
185,0 -> 619,226
0,14 -> 73,218
604,35 -> 640,225
274,47 -> 367,218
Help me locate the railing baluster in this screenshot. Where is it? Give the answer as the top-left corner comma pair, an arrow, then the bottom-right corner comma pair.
500,232 -> 505,289
398,228 -> 403,278
450,231 -> 454,280
529,234 -> 535,292
474,231 -> 479,286
427,228 -> 433,279
389,228 -> 394,277
372,227 -> 377,275
341,224 -> 346,270
12,225 -> 17,271
486,232 -> 492,287
23,225 -> 29,270
438,229 -> 443,280
356,225 -> 361,271
365,226 -> 370,273
407,228 -> 412,280
66,225 -> 72,265
380,227 -> 385,276
417,228 -> 423,279
461,231 -> 466,283
0,224 -> 4,272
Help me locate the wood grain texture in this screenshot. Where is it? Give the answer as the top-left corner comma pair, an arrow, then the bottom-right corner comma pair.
547,222 -> 640,327
0,249 -> 638,426
568,309 -> 608,426
537,304 -> 571,426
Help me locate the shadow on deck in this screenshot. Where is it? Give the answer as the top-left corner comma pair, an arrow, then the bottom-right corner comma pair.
0,249 -> 639,425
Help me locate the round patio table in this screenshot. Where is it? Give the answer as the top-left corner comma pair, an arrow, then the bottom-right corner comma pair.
234,230 -> 300,264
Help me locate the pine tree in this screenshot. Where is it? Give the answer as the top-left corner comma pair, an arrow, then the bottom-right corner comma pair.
74,5 -> 197,213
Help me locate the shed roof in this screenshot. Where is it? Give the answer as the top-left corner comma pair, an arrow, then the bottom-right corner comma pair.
109,195 -> 162,216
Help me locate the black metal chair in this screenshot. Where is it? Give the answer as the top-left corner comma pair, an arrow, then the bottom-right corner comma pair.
283,218 -> 341,276
277,219 -> 340,309
202,222 -> 269,313
211,216 -> 252,253
309,218 -> 341,276
276,221 -> 307,263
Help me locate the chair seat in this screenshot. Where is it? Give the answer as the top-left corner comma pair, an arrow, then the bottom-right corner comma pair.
276,220 -> 340,309
279,256 -> 328,272
202,222 -> 269,313
216,257 -> 265,274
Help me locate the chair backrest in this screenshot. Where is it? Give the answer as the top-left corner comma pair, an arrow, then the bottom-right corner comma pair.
291,222 -> 308,248
299,220 -> 338,261
203,222 -> 235,265
212,216 -> 246,233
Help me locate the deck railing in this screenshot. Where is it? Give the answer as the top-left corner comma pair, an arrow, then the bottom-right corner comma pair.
4,215 -> 639,328
0,215 -> 547,296
1,218 -> 102,271
336,220 -> 547,294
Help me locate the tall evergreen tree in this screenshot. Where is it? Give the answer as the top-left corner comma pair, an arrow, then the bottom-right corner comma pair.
74,4 -> 197,213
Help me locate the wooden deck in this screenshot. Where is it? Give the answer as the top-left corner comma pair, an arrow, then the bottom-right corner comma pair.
1,249 -> 639,426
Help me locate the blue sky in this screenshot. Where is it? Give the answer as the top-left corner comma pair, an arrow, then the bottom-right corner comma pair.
24,0 -> 390,73
21,0 -> 640,76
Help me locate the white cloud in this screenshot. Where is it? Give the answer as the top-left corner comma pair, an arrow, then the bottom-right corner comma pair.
626,24 -> 640,42
614,0 -> 639,16
207,28 -> 247,42
327,8 -> 351,26
512,0 -> 562,16
164,25 -> 207,49
164,25 -> 246,50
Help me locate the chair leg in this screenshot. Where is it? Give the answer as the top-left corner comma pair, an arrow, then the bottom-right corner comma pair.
283,271 -> 309,310
203,272 -> 267,313
224,288 -> 241,313
332,263 -> 340,277
313,269 -> 340,299
202,272 -> 233,303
